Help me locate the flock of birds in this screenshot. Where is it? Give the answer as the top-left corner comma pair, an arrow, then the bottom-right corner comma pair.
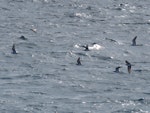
76,36 -> 141,74
12,36 -> 140,74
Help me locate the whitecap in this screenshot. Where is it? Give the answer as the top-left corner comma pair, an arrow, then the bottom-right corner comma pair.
74,44 -> 80,48
89,44 -> 104,50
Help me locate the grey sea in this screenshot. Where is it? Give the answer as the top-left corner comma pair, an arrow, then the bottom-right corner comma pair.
0,0 -> 150,113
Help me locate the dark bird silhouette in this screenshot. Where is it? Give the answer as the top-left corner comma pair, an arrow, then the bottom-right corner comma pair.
12,44 -> 17,54
114,66 -> 122,73
19,35 -> 27,40
132,36 -> 137,46
105,38 -> 117,43
125,60 -> 131,74
77,57 -> 81,65
81,45 -> 89,51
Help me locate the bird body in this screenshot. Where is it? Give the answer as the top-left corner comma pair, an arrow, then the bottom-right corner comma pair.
125,60 -> 131,74
12,44 -> 17,54
77,57 -> 81,65
82,45 -> 89,51
114,66 -> 122,73
132,36 -> 137,46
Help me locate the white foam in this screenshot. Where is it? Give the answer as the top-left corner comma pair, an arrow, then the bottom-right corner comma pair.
89,44 -> 104,50
74,44 -> 80,48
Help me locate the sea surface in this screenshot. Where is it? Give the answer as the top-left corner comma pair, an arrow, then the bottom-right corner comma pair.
0,0 -> 150,113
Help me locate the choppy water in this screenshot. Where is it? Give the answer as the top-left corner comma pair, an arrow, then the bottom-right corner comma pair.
0,0 -> 150,113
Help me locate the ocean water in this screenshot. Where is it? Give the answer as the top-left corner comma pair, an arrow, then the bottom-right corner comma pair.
0,0 -> 150,113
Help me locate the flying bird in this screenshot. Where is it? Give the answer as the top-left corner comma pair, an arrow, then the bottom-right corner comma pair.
19,35 -> 27,40
77,57 -> 81,65
132,36 -> 137,46
12,44 -> 17,54
81,45 -> 89,51
125,60 -> 131,74
114,66 -> 122,73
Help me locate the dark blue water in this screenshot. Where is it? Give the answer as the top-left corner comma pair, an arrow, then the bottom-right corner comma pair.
0,0 -> 150,113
